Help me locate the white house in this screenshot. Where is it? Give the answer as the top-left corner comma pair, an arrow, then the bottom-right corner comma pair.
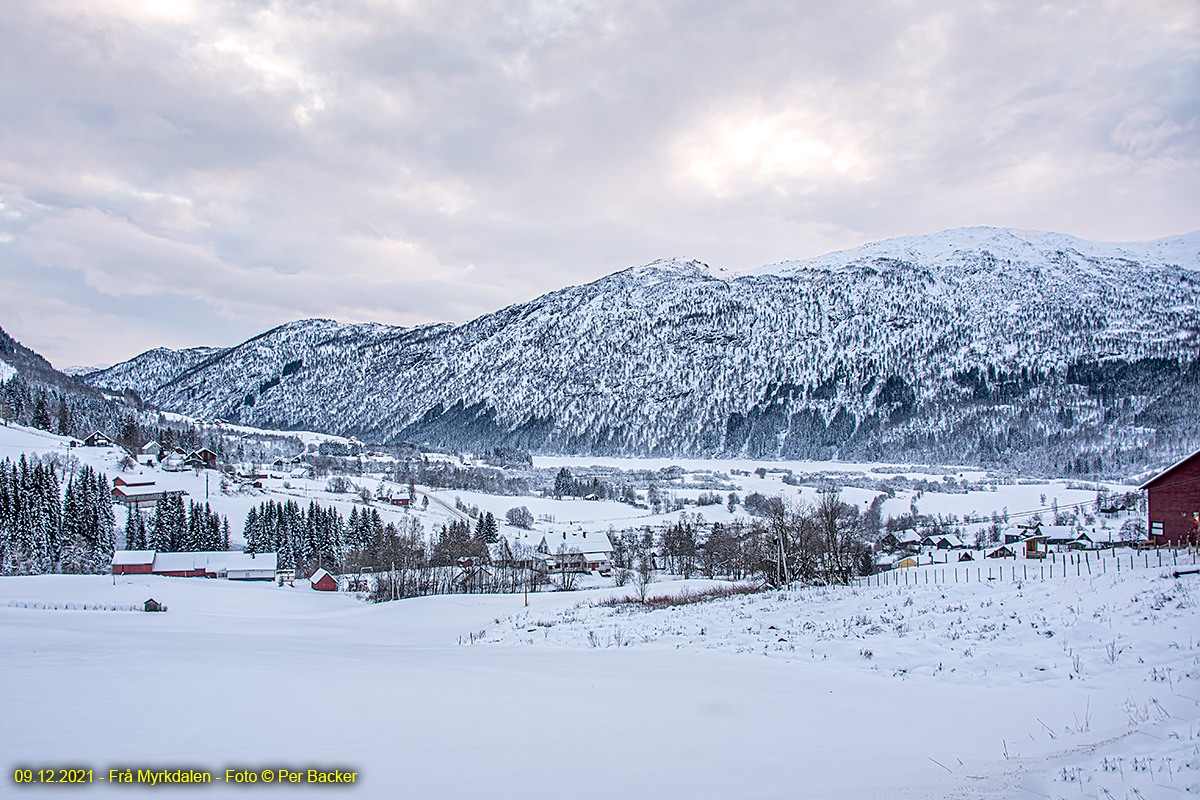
226,552 -> 278,581
161,453 -> 187,472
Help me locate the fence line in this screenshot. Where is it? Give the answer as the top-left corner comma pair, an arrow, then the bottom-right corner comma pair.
6,600 -> 142,612
857,547 -> 1198,589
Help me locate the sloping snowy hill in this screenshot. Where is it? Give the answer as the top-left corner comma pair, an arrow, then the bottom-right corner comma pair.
85,227 -> 1200,471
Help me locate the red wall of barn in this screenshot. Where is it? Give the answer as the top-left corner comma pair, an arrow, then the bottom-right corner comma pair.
1147,453 -> 1200,546
113,564 -> 153,575
312,575 -> 337,591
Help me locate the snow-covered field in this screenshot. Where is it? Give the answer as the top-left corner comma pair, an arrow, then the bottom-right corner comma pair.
4,562 -> 1197,798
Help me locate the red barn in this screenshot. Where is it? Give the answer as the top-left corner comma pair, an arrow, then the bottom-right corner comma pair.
310,568 -> 338,592
151,552 -> 208,577
1141,450 -> 1200,547
112,550 -> 155,575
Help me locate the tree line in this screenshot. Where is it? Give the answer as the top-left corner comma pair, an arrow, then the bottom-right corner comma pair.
609,491 -> 875,585
123,498 -> 231,554
0,455 -> 114,574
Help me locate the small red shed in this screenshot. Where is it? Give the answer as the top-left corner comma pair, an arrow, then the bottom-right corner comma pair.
310,568 -> 337,592
1141,449 -> 1200,547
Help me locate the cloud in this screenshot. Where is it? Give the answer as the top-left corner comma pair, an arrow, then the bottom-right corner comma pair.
0,0 -> 1196,366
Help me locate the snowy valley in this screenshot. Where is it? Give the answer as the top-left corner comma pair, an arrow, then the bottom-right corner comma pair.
2,225 -> 1199,799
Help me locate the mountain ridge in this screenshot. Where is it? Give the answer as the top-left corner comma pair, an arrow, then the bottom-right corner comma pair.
82,226 -> 1200,474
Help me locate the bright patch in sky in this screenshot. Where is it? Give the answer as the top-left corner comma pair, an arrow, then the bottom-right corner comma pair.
682,112 -> 870,194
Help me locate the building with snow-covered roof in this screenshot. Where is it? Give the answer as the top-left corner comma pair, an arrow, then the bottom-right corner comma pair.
310,568 -> 337,591
162,453 -> 187,472
503,530 -> 613,574
112,550 -> 155,575
191,448 -> 219,469
933,534 -> 966,550
1141,449 -> 1200,547
111,487 -> 187,511
1040,525 -> 1077,546
151,551 -> 209,577
110,550 -> 279,580
113,475 -> 155,488
227,552 -> 277,580
877,530 -> 920,551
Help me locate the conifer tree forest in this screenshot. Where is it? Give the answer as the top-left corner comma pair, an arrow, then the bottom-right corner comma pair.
0,456 -> 114,575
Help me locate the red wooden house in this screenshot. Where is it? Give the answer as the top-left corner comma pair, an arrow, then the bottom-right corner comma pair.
1141,449 -> 1200,547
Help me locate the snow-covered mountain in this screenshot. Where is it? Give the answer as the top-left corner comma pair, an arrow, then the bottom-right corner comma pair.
84,227 -> 1200,472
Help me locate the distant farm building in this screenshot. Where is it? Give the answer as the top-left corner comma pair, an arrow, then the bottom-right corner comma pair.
141,441 -> 162,458
112,550 -> 155,575
111,487 -> 188,511
1024,536 -> 1049,559
162,453 -> 187,472
227,552 -> 277,580
1040,525 -> 1077,546
310,568 -> 338,591
110,550 -> 279,581
83,431 -> 114,447
151,551 -> 210,578
493,530 -> 614,574
1141,450 -> 1200,547
878,530 -> 920,551
113,475 -> 155,488
195,448 -> 219,468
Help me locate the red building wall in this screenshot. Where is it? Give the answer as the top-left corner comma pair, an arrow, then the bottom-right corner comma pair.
113,564 -> 153,575
152,568 -> 207,578
1145,451 -> 1200,547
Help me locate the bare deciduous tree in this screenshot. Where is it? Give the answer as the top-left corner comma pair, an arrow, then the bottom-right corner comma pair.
632,555 -> 654,602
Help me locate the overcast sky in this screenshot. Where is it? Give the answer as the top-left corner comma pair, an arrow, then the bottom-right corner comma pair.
1,0 -> 1197,368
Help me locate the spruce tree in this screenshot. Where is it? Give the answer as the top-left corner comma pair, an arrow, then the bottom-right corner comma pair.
56,399 -> 70,437
244,506 -> 260,554
88,470 -> 114,572
168,494 -> 187,551
31,398 -> 51,431
150,498 -> 171,551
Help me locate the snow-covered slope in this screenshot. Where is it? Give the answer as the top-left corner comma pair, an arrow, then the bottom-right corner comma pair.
85,228 -> 1200,471
84,345 -> 223,389
752,226 -> 1200,276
